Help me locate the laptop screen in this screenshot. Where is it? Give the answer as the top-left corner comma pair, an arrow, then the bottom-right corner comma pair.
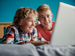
50,2 -> 75,45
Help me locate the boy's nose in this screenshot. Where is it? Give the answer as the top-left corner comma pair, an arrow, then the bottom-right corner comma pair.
45,17 -> 49,23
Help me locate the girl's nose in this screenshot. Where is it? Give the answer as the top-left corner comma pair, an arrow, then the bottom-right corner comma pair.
32,21 -> 35,26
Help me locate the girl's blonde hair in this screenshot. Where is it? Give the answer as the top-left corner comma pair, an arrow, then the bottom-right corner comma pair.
37,4 -> 51,12
13,7 -> 38,27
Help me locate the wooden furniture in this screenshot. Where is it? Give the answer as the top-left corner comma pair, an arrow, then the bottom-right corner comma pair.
0,22 -> 13,38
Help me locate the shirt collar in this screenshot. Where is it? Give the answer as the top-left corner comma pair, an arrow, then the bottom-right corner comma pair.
18,27 -> 28,34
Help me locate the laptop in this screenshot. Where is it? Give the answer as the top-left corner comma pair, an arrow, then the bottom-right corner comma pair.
50,2 -> 75,45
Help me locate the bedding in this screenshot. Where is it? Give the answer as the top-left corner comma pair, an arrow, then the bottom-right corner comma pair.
0,43 -> 75,56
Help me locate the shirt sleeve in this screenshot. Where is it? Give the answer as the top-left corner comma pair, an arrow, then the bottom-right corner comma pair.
31,28 -> 46,41
2,27 -> 25,44
2,27 -> 15,44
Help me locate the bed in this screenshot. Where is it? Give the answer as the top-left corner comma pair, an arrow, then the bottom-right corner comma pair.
0,23 -> 75,56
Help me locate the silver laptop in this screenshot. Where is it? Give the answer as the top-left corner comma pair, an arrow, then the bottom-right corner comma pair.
50,2 -> 75,45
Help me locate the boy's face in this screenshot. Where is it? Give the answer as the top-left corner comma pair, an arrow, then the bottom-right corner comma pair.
38,10 -> 53,30
20,14 -> 36,33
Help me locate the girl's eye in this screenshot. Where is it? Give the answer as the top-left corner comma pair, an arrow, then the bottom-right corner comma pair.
28,20 -> 36,22
28,20 -> 32,22
47,15 -> 49,17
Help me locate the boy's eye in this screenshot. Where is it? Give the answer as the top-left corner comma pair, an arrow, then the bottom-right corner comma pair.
42,17 -> 44,18
41,16 -> 44,19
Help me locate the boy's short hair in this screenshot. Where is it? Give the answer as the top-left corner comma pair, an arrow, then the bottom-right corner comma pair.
37,4 -> 51,12
13,7 -> 38,27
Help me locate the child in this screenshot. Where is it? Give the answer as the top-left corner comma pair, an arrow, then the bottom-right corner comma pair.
2,7 -> 49,46
36,4 -> 55,41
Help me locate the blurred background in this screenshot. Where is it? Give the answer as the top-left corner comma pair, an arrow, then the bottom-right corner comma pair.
0,0 -> 75,22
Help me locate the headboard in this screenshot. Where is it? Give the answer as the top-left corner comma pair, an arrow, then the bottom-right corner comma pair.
0,22 -> 13,38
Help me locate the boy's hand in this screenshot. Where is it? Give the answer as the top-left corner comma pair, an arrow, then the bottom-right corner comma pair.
28,41 -> 50,46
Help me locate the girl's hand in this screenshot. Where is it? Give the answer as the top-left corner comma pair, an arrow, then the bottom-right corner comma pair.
29,41 -> 50,46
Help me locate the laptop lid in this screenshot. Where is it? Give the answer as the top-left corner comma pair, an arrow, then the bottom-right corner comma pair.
50,2 -> 75,45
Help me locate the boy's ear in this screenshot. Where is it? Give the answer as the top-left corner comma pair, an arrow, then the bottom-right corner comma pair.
51,13 -> 53,19
51,13 -> 53,18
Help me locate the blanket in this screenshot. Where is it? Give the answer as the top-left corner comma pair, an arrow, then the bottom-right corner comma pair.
0,43 -> 75,56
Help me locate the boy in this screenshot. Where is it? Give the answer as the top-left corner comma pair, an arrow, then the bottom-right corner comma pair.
36,4 -> 55,41
2,7 -> 49,46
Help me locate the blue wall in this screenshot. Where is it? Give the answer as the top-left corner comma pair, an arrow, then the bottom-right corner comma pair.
0,0 -> 75,22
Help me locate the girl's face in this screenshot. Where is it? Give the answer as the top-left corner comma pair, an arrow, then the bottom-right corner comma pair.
20,14 -> 36,33
39,10 -> 53,30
